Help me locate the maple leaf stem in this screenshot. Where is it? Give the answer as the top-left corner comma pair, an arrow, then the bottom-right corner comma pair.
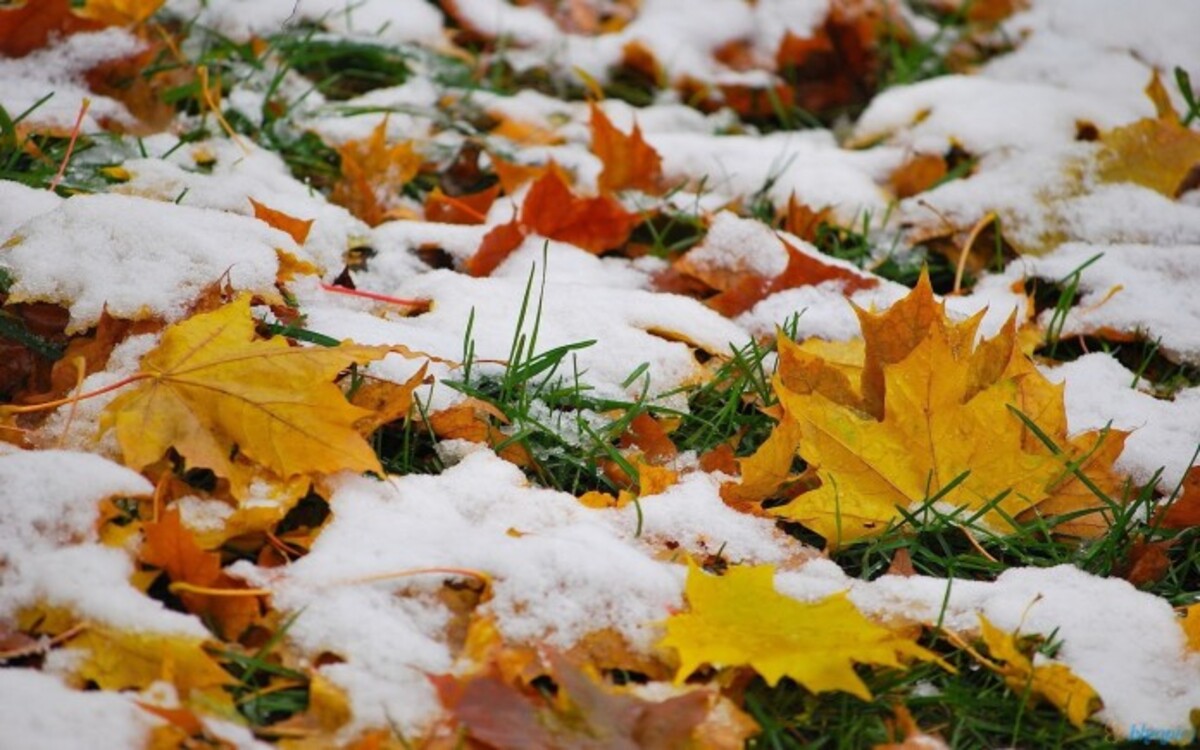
953,211 -> 997,295
329,566 -> 492,588
169,582 -> 272,597
319,282 -> 428,308
1,372 -> 152,414
47,97 -> 90,193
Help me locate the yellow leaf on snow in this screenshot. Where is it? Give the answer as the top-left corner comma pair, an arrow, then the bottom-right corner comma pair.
975,616 -> 1102,728
100,295 -> 418,496
660,562 -> 942,699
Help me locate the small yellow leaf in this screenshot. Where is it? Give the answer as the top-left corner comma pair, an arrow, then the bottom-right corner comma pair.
660,562 -> 941,699
976,616 -> 1102,728
1183,605 -> 1200,653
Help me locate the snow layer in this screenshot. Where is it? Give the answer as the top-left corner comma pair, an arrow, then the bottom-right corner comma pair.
0,669 -> 163,750
2,193 -> 287,332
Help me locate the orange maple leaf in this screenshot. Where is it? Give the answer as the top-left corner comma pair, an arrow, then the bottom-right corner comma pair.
330,119 -> 423,226
464,169 -> 639,276
424,184 -> 500,225
589,103 -> 664,194
0,0 -> 165,56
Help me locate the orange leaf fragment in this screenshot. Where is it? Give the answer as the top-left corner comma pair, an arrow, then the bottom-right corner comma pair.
141,508 -> 262,639
465,217 -> 526,277
0,1 -> 101,57
620,412 -> 678,464
1154,466 -> 1200,529
706,238 -> 877,317
782,195 -> 833,242
249,198 -> 314,244
889,153 -> 949,199
424,184 -> 500,225
590,102 -> 664,194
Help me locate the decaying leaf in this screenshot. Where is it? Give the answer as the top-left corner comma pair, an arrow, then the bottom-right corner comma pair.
100,295 -> 419,496
66,626 -> 233,700
433,649 -> 751,750
735,273 -> 1128,546
660,562 -> 941,699
974,616 -> 1102,728
1154,466 -> 1200,529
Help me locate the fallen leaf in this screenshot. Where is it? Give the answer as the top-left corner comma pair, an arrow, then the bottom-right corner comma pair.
1183,605 -> 1200,653
521,168 -> 639,253
67,626 -> 233,699
330,119 -> 423,226
249,198 -> 314,245
350,364 -> 429,436
1121,538 -> 1173,587
782,195 -> 833,242
71,0 -> 164,26
424,184 -> 500,224
0,0 -> 102,57
974,616 -> 1102,728
890,153 -> 948,199
141,507 -> 262,639
1154,466 -> 1200,529
761,274 -> 1126,546
464,169 -> 639,274
1097,116 -> 1200,198
875,703 -> 948,750
590,103 -> 664,194
660,562 -> 941,699
100,295 -> 415,495
703,238 -> 877,318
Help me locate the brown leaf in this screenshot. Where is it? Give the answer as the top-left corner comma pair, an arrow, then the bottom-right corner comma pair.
890,153 -> 948,199
465,216 -> 526,276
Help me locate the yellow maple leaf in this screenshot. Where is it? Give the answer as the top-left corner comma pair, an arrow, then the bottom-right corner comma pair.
975,616 -> 1101,728
100,295 -> 416,495
749,273 -> 1126,547
1183,605 -> 1200,653
660,562 -> 941,699
1097,116 -> 1200,198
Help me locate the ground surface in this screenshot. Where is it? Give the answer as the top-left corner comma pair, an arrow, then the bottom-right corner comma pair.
1,1 -> 1200,748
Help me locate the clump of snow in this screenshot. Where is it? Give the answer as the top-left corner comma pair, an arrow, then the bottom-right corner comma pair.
299,263 -> 748,404
0,450 -> 205,637
685,211 -> 791,279
0,669 -> 164,750
116,140 -> 369,272
163,0 -> 445,44
0,29 -> 145,132
855,76 -> 1144,156
1042,354 -> 1200,489
2,193 -> 287,332
0,182 -> 62,243
1014,243 -> 1200,364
